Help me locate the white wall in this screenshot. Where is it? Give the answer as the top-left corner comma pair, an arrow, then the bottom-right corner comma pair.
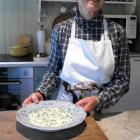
0,0 -> 5,54
0,0 -> 39,54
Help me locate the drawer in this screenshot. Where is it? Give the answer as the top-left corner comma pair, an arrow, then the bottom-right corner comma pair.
8,67 -> 33,78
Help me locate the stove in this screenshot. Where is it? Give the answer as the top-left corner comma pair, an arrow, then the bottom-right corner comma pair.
0,54 -> 33,110
0,54 -> 33,62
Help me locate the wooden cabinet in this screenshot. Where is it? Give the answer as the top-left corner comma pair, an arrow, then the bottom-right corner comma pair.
103,55 -> 140,113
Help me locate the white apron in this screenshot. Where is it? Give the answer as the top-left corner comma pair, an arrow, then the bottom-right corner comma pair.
57,18 -> 115,102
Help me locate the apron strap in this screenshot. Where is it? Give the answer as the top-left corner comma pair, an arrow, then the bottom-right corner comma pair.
71,20 -> 76,38
103,18 -> 109,38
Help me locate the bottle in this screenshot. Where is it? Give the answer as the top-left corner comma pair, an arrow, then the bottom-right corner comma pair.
37,25 -> 46,57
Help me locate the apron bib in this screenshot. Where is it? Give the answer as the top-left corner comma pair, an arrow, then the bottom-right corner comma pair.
57,18 -> 115,102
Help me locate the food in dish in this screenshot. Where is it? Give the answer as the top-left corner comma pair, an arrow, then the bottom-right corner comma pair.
16,100 -> 86,131
28,107 -> 73,128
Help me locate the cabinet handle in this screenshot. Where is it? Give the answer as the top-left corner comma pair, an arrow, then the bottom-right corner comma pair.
0,81 -> 20,85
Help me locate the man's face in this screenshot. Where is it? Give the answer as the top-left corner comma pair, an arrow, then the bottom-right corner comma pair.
78,0 -> 105,19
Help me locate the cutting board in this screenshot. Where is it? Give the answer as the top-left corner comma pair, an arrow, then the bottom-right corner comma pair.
71,115 -> 108,140
0,111 -> 108,140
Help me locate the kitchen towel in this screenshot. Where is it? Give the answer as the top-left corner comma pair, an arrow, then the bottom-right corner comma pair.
37,30 -> 46,54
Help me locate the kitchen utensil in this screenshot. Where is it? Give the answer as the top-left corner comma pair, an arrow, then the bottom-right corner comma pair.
17,34 -> 33,54
9,45 -> 29,57
17,34 -> 32,47
37,25 -> 46,55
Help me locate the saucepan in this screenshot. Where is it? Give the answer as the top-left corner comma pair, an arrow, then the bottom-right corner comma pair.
9,44 -> 29,57
9,34 -> 32,57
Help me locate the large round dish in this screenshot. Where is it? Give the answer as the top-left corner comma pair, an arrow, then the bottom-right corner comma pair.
16,100 -> 86,132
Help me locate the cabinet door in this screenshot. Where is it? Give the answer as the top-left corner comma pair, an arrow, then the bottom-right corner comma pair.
8,67 -> 34,104
103,56 -> 140,113
20,79 -> 33,103
33,67 -> 47,91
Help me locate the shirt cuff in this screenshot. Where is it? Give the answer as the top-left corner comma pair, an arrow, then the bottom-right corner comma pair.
35,89 -> 47,100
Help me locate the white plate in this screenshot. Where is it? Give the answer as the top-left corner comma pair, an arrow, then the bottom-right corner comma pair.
16,100 -> 86,132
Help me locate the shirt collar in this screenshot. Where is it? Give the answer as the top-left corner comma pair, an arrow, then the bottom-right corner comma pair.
75,10 -> 104,28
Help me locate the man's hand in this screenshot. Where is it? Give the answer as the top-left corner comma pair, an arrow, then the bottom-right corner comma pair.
22,92 -> 44,106
75,96 -> 99,112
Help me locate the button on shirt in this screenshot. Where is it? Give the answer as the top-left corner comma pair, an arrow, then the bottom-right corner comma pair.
36,11 -> 130,111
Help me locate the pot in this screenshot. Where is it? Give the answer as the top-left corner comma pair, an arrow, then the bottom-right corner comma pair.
9,45 -> 29,57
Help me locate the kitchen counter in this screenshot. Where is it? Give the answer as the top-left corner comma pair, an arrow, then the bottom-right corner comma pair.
0,53 -> 140,67
0,54 -> 48,67
0,111 -> 107,140
96,110 -> 140,140
0,61 -> 48,67
0,110 -> 140,140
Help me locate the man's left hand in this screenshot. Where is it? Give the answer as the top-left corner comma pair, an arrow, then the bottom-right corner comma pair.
75,96 -> 99,113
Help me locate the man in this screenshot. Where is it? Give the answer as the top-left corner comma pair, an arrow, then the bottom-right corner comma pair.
23,0 -> 130,113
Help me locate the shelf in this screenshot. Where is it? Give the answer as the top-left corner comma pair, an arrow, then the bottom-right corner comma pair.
105,1 -> 135,5
41,0 -> 136,5
38,0 -> 136,22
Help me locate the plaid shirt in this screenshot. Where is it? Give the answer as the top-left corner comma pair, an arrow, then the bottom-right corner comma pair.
36,11 -> 130,111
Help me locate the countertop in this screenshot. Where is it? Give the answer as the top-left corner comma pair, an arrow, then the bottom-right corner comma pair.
96,110 -> 140,140
0,52 -> 140,67
0,110 -> 140,140
0,111 -> 107,140
0,54 -> 48,67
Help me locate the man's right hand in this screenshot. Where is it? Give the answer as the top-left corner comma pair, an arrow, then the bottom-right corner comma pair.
22,92 -> 44,106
